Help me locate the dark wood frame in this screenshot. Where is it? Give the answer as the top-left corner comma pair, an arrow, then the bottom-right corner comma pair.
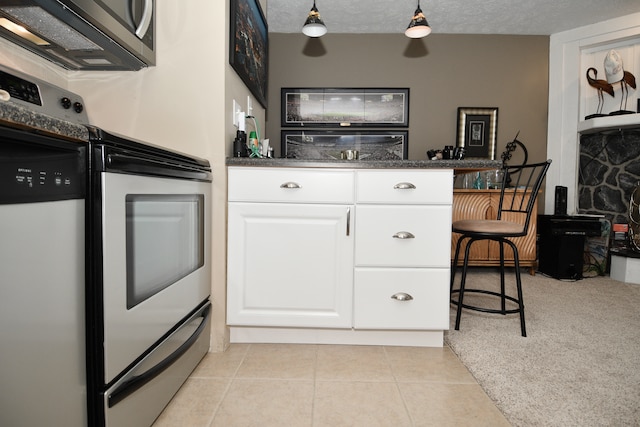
281,130 -> 409,160
456,107 -> 499,159
281,88 -> 409,127
229,0 -> 268,108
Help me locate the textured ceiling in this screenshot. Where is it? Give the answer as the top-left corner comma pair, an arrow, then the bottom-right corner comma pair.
266,0 -> 640,35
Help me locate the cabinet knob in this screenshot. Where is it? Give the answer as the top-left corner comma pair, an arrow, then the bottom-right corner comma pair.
280,182 -> 301,189
392,231 -> 415,239
391,292 -> 413,301
393,182 -> 416,190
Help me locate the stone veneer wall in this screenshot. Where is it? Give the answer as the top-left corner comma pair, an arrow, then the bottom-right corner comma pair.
579,128 -> 640,224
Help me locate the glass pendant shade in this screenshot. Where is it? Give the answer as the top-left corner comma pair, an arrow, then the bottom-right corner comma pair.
405,5 -> 431,38
302,2 -> 327,37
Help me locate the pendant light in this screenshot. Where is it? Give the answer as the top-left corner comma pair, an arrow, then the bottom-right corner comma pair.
405,0 -> 432,38
302,1 -> 327,38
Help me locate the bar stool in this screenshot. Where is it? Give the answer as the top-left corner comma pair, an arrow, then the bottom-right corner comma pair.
450,160 -> 552,337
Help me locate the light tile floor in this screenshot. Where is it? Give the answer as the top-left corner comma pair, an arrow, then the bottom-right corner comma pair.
152,343 -> 510,427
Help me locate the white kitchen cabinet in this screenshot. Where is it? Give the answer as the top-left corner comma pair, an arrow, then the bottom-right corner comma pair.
227,166 -> 453,347
354,170 -> 452,331
227,168 -> 354,328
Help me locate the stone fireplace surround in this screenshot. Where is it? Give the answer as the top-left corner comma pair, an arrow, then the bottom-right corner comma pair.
579,127 -> 640,224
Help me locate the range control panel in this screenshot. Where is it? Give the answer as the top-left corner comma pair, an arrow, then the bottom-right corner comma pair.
0,137 -> 85,204
0,64 -> 89,125
0,70 -> 42,105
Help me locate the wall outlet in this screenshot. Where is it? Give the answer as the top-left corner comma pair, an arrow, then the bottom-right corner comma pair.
232,99 -> 242,126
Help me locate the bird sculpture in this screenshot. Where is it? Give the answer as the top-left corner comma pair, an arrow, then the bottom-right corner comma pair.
618,70 -> 637,113
604,49 -> 637,115
586,67 -> 614,119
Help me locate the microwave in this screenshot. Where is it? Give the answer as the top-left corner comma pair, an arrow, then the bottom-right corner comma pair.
0,0 -> 154,71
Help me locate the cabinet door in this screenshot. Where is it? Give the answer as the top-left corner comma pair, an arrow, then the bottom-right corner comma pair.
227,202 -> 354,328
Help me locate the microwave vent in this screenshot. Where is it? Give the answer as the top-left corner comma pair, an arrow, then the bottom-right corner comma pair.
0,0 -> 153,70
1,6 -> 101,51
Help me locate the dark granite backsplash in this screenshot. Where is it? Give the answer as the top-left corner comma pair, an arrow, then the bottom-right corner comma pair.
579,128 -> 640,224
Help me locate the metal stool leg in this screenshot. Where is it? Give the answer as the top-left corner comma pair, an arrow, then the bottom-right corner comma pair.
507,240 -> 527,337
498,239 -> 506,314
450,235 -> 467,292
454,237 -> 476,331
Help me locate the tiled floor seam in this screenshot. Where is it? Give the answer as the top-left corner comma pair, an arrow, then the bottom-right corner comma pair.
382,346 -> 418,426
206,343 -> 252,426
310,344 -> 318,427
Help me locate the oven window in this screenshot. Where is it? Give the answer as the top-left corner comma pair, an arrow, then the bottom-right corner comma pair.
125,194 -> 204,309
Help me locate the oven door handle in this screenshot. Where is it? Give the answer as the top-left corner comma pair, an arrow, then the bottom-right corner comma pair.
106,153 -> 212,181
107,302 -> 211,408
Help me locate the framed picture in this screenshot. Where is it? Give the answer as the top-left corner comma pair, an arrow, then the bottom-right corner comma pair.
456,107 -> 499,159
281,130 -> 408,160
282,88 -> 409,127
229,0 -> 268,108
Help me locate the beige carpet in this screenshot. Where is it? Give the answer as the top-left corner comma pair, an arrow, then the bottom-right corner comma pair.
445,268 -> 640,427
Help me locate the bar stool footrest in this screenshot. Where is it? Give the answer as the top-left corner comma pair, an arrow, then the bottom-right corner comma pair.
450,289 -> 522,315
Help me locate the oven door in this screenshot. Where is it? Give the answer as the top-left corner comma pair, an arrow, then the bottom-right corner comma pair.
100,171 -> 211,384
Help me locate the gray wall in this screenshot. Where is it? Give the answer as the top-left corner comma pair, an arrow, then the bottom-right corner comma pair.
266,33 -> 549,165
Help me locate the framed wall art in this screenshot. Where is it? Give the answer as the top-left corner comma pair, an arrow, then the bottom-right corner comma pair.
281,88 -> 409,127
229,0 -> 268,107
281,130 -> 408,160
456,107 -> 499,159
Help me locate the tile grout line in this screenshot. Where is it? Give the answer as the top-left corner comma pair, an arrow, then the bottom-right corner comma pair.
206,343 -> 252,426
383,346 -> 417,427
310,344 -> 319,427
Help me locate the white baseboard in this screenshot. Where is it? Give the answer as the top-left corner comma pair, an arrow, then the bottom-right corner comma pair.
229,326 -> 444,347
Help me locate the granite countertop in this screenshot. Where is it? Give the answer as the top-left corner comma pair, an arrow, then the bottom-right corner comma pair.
0,101 -> 89,142
227,156 -> 503,171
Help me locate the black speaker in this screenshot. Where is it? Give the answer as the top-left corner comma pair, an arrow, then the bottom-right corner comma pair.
538,233 -> 584,280
554,186 -> 568,216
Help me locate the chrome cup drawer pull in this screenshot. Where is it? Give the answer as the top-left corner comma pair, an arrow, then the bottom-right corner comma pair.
393,231 -> 415,239
280,182 -> 301,189
393,182 -> 416,190
391,293 -> 414,301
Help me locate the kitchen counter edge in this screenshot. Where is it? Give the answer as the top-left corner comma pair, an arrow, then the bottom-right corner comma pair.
226,157 -> 502,171
0,102 -> 89,142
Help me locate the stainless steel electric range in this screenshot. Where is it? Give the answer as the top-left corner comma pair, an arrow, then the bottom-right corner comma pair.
0,64 -> 212,427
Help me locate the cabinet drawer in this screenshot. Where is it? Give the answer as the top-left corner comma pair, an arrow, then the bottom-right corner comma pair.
355,205 -> 452,267
229,167 -> 354,203
356,170 -> 453,204
354,268 -> 449,330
